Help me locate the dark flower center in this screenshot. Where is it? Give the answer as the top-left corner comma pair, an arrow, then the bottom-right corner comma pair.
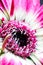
1,21 -> 36,58
12,29 -> 29,47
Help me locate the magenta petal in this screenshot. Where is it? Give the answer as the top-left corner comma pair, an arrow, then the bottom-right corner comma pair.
0,0 -> 5,12
0,57 -> 8,65
0,0 -> 10,20
8,59 -> 22,65
10,0 -> 15,16
8,59 -> 15,65
0,0 -> 8,12
35,5 -> 43,28
0,0 -> 40,19
14,0 -> 40,12
0,53 -> 23,65
32,0 -> 40,12
1,0 -> 8,10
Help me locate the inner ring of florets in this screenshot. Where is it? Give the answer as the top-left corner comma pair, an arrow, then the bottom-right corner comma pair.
12,28 -> 30,47
1,21 -> 36,57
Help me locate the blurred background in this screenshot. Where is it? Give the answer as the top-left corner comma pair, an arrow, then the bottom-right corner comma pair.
40,0 -> 43,5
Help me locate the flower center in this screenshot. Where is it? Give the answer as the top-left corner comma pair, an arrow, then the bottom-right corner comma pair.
12,29 -> 29,47
1,21 -> 36,57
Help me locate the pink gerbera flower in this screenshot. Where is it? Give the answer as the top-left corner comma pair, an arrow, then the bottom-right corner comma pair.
0,0 -> 43,65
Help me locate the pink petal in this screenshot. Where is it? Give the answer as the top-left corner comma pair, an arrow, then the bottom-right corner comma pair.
1,0 -> 8,10
14,0 -> 40,21
0,0 -> 40,18
0,0 -> 10,20
14,0 -> 40,12
0,0 -> 5,13
8,59 -> 15,65
0,53 -> 23,65
10,0 -> 15,16
0,57 -> 8,65
35,5 -> 43,28
25,5 -> 43,30
34,52 -> 43,65
0,27 -> 2,33
32,0 -> 40,12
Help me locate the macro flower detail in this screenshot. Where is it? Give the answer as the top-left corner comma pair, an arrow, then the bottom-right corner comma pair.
0,0 -> 40,20
0,0 -> 43,65
0,21 -> 36,57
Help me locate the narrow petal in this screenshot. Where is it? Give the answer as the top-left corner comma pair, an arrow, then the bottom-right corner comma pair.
0,0 -> 8,11
25,11 -> 40,30
34,5 -> 43,28
33,52 -> 43,65
0,0 -> 40,21
0,10 -> 7,20
10,0 -> 15,16
14,0 -> 40,12
35,28 -> 43,36
32,0 -> 40,12
30,53 -> 42,65
0,0 -> 12,20
0,0 -> 5,11
25,5 -> 43,30
0,0 -> 12,14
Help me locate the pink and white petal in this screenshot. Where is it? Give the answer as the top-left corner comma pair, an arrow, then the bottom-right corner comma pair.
35,28 -> 43,52
30,53 -> 42,65
0,52 -> 35,65
25,5 -> 43,30
34,5 -> 43,28
25,11 -> 40,30
0,0 -> 11,20
14,8 -> 27,21
35,28 -> 43,36
14,0 -> 40,21
0,0 -> 8,11
0,37 -> 3,48
0,0 -> 12,15
36,41 -> 43,53
0,0 -> 5,11
14,0 -> 40,12
0,10 -> 10,20
7,59 -> 17,65
33,52 -> 43,65
14,0 -> 27,21
0,0 -> 40,21
32,0 -> 40,12
14,0 -> 30,21
35,36 -> 43,53
0,10 -> 6,20
0,57 -> 8,65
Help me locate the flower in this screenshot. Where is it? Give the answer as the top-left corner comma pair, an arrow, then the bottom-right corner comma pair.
0,0 -> 43,65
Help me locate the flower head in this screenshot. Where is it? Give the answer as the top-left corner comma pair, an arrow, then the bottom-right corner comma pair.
0,21 -> 36,57
0,0 -> 43,65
